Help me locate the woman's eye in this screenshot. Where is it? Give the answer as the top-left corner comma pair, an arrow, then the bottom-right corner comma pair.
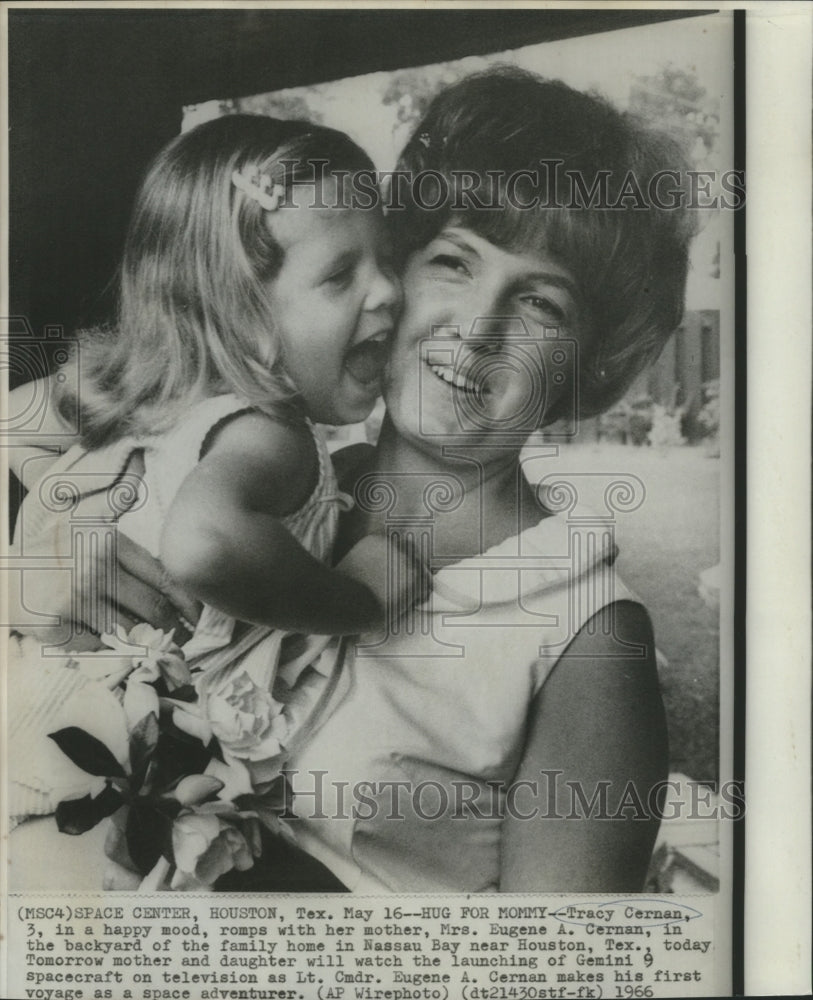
429,254 -> 471,277
522,295 -> 566,325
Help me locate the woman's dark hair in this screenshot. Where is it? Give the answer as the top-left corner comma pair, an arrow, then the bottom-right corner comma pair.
391,67 -> 697,421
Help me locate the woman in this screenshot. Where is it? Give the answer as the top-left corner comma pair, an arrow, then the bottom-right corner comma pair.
277,69 -> 691,892
8,68 -> 693,891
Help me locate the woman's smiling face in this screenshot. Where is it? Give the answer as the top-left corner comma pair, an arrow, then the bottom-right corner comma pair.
384,226 -> 593,457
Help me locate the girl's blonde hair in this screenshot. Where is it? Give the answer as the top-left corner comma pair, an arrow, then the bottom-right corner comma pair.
61,114 -> 375,447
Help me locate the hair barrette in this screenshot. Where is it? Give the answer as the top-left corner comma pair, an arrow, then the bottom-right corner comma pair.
231,170 -> 285,211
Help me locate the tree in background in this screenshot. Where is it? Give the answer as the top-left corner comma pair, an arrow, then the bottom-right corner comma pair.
238,90 -> 325,124
629,63 -> 720,171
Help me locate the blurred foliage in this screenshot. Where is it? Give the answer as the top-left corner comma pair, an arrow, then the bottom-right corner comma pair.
629,63 -> 720,169
237,90 -> 325,124
381,62 -> 468,130
647,403 -> 687,449
697,379 -> 721,457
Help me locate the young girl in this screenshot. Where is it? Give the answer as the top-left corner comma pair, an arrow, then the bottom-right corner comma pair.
9,114 -> 419,827
26,114 -> 414,625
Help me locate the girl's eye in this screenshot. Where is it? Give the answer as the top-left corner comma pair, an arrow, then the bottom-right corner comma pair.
522,294 -> 567,325
377,254 -> 397,280
429,254 -> 471,277
324,265 -> 354,288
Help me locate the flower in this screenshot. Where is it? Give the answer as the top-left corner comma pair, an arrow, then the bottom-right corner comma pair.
101,622 -> 172,657
131,623 -> 177,649
48,620 -> 294,890
170,803 -> 258,890
123,678 -> 160,730
172,774 -> 225,807
120,624 -> 193,728
101,623 -> 188,679
199,670 -> 288,762
204,756 -> 253,802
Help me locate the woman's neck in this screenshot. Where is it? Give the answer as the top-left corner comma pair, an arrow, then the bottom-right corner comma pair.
339,416 -> 542,562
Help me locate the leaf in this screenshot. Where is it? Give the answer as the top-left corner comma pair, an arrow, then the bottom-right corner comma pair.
242,773 -> 293,811
151,723 -> 215,791
125,800 -> 173,875
135,758 -> 158,798
168,683 -> 197,703
48,727 -> 127,779
207,737 -> 225,763
55,784 -> 124,835
160,797 -> 184,822
104,808 -> 140,872
129,713 -> 159,790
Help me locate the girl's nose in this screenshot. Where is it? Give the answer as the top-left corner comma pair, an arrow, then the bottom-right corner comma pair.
366,263 -> 401,314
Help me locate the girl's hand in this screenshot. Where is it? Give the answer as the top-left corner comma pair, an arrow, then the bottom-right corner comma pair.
113,532 -> 202,637
14,527 -> 200,646
335,533 -> 432,630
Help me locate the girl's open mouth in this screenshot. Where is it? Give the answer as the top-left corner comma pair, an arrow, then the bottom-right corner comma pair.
344,332 -> 391,385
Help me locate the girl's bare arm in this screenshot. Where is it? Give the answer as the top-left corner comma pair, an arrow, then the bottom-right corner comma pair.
160,412 -> 409,636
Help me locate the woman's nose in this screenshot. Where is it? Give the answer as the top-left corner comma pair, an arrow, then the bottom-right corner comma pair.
445,286 -> 506,342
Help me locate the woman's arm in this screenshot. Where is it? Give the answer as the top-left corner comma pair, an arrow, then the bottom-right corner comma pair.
160,413 -> 405,636
500,600 -> 668,892
8,376 -> 200,639
8,376 -> 81,486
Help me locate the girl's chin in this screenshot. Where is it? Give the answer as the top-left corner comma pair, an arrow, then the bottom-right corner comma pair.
343,361 -> 384,394
325,381 -> 381,425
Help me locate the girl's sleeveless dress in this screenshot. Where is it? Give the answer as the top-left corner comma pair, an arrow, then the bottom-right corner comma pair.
8,394 -> 345,827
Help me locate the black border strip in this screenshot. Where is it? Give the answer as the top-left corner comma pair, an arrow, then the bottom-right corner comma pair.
732,8 -> 747,997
